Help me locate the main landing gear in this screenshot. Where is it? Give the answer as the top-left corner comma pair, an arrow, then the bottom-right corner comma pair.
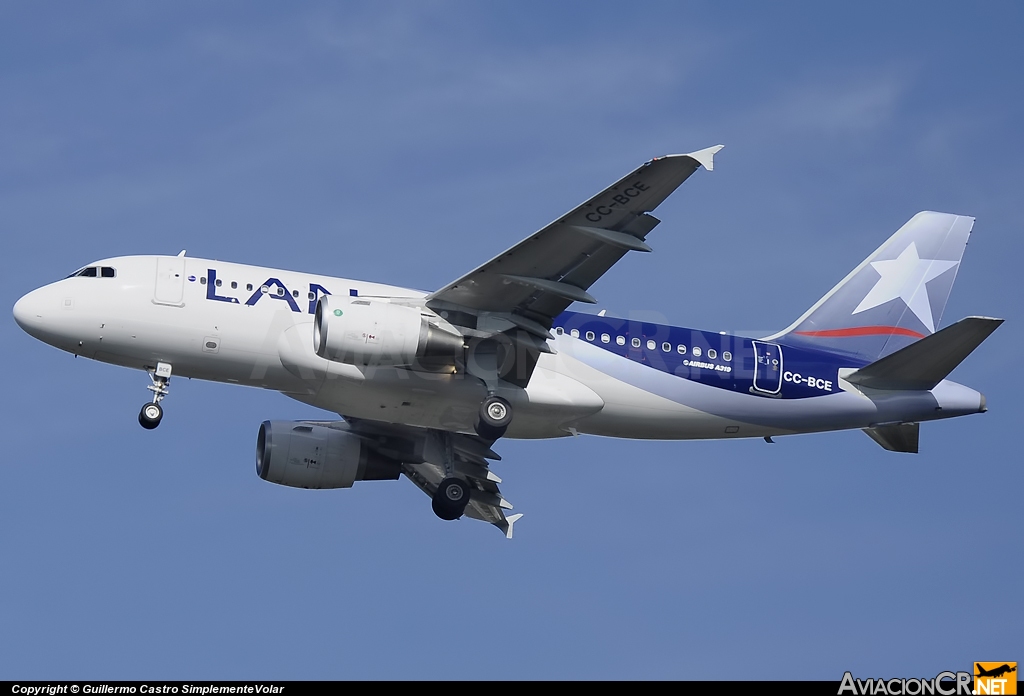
432,477 -> 470,521
428,394 -> 513,521
139,362 -> 172,430
474,394 -> 512,440
427,430 -> 472,521
426,395 -> 513,519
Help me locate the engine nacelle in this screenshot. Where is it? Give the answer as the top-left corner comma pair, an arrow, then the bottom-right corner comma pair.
313,295 -> 464,366
256,421 -> 401,489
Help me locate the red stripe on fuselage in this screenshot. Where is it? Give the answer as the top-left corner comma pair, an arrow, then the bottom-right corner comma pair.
793,326 -> 926,339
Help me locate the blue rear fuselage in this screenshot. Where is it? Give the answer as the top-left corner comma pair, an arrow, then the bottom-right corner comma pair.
555,310 -> 865,401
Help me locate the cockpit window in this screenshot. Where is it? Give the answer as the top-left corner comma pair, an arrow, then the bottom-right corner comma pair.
67,266 -> 116,278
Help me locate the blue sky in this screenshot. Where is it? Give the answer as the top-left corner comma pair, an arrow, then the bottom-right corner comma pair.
1,2 -> 1021,680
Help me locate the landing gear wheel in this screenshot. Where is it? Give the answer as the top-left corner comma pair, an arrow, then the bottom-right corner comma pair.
475,395 -> 512,440
139,402 -> 163,430
431,477 -> 470,521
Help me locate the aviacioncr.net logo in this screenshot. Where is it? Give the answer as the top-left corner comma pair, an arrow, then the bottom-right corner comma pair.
838,671 -> 972,695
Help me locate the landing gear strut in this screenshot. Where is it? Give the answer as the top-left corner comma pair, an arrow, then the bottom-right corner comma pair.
427,430 -> 471,520
475,395 -> 512,440
139,362 -> 172,430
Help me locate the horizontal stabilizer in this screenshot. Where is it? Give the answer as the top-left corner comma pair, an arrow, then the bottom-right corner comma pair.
846,316 -> 1003,391
863,423 -> 919,453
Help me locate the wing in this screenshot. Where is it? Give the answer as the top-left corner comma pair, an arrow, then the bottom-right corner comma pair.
426,145 -> 723,325
425,146 -> 722,387
342,418 -> 523,538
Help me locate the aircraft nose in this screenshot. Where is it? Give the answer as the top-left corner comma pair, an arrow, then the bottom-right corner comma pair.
13,288 -> 47,337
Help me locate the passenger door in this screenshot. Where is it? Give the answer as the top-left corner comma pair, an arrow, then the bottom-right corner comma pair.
154,256 -> 186,306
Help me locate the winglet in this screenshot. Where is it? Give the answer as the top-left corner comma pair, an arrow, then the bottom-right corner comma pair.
684,144 -> 725,171
502,513 -> 524,539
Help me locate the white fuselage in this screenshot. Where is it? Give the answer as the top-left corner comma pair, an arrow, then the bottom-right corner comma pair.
13,255 -> 984,441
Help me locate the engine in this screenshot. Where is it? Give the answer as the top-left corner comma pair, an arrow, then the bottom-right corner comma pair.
256,421 -> 401,489
311,294 -> 464,366
313,295 -> 464,367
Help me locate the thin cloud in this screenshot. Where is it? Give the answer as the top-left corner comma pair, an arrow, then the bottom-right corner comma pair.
752,75 -> 909,137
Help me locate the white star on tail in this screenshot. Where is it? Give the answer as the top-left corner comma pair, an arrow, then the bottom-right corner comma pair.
852,242 -> 958,333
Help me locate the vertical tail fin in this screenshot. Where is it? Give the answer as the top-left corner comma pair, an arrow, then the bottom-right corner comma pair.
768,212 -> 974,362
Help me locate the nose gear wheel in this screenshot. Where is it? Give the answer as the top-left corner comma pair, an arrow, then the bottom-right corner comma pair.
139,402 -> 163,429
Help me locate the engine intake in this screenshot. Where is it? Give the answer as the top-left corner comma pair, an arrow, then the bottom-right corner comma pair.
313,296 -> 463,366
256,421 -> 401,489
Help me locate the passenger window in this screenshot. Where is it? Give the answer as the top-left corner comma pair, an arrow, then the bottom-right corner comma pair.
585,331 -> 595,341
692,346 -> 702,357
308,292 -> 315,300
570,329 -> 579,338
100,267 -> 115,278
708,349 -> 717,359
292,290 -> 299,298
260,285 -> 269,294
616,336 -> 625,346
556,327 -> 564,335
662,342 -> 671,352
247,284 -> 254,291
631,338 -> 641,348
646,340 -> 656,350
200,276 -> 207,285
723,351 -> 732,361
276,287 -> 285,296
677,345 -> 687,354
601,333 -> 610,343
215,278 -> 223,287
231,281 -> 237,289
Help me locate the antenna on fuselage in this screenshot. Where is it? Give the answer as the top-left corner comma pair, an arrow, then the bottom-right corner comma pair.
177,250 -> 186,257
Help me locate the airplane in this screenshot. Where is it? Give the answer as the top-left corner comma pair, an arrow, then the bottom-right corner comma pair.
976,664 -> 1016,679
12,145 -> 1002,538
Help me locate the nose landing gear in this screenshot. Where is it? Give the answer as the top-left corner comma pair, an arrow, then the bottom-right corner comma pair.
139,362 -> 172,430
